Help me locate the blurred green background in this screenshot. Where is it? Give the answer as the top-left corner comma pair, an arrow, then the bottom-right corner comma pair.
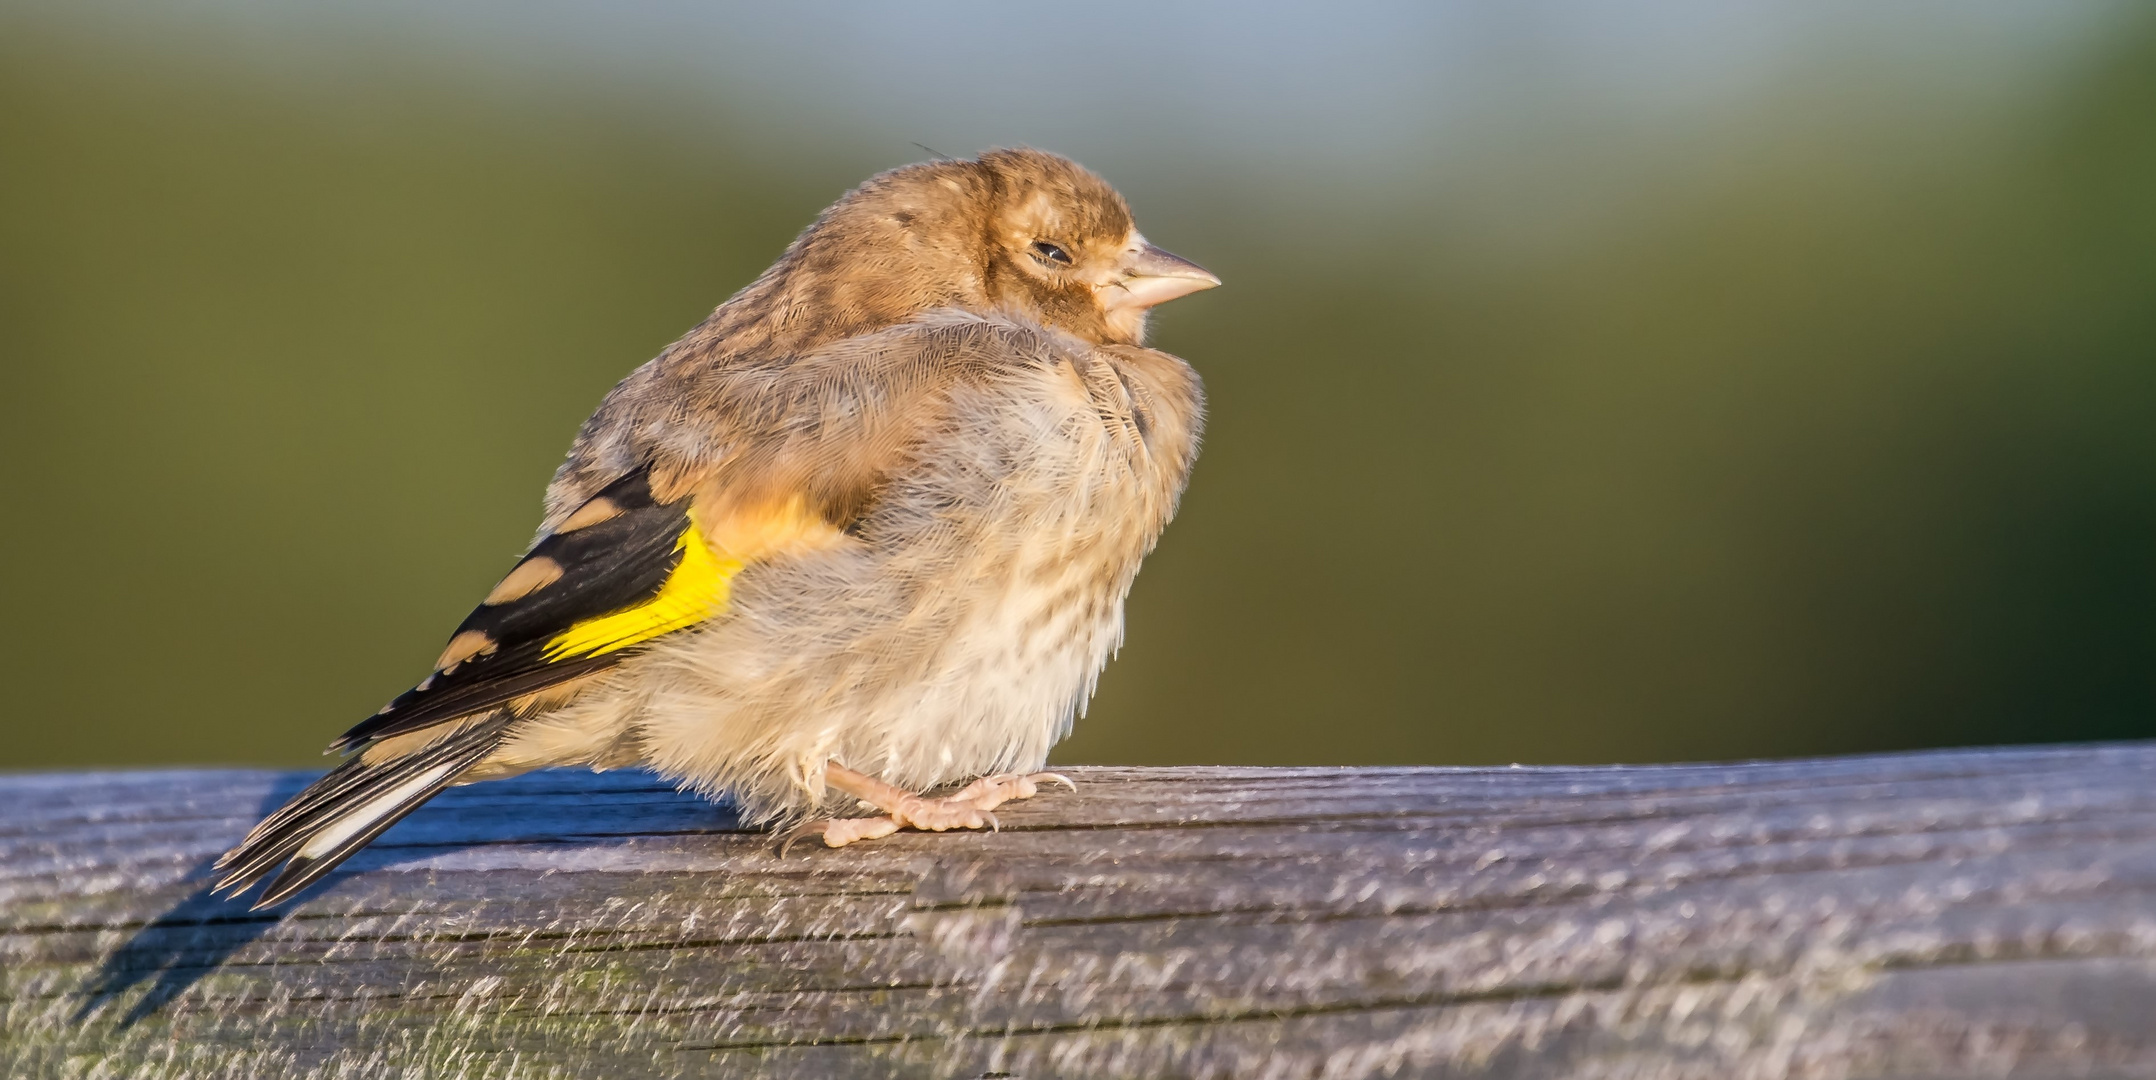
5,2 -> 2156,770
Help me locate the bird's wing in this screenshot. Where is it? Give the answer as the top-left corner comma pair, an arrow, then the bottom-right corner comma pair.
220,465 -> 852,905
333,466 -> 763,751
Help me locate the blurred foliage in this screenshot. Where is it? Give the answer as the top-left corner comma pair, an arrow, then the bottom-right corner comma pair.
3,11 -> 2155,769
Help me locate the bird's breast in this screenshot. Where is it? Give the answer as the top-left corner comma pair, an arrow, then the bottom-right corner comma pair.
846,351 -> 1193,784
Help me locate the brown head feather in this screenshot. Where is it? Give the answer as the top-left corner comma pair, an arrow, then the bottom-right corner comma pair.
676,149 -> 1151,362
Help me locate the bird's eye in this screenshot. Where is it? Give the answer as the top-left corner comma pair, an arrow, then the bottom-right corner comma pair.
1031,240 -> 1073,266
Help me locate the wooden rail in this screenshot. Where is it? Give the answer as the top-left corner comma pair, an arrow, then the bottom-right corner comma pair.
6,744 -> 2156,1078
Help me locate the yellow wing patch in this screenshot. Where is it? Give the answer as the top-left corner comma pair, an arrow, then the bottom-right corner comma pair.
543,509 -> 743,661
539,496 -> 848,662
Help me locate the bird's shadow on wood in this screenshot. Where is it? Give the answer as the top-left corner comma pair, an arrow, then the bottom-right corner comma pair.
73,773 -> 314,1030
75,769 -> 740,1030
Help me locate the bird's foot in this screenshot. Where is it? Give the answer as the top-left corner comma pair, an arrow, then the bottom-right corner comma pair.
777,765 -> 1075,852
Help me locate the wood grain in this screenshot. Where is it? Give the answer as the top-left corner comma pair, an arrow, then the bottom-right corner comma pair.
6,744 -> 2156,1078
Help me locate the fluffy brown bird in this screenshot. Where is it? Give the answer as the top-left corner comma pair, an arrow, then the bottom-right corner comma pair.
216,148 -> 1218,907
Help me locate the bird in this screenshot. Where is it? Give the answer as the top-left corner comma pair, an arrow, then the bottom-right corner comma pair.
215,148 -> 1219,908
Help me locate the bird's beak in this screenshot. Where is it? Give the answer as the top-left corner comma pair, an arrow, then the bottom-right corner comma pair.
1101,243 -> 1221,312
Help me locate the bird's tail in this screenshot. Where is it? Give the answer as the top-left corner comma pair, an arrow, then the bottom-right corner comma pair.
215,714 -> 514,909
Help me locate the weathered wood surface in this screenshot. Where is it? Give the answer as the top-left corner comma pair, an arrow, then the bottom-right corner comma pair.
6,745 -> 2156,1079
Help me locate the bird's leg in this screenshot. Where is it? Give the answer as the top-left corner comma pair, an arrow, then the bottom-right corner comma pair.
791,761 -> 1075,850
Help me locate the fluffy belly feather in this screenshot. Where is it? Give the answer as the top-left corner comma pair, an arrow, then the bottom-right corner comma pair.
866,552 -> 1128,786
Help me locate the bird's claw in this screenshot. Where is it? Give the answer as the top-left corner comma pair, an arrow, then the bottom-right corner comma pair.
1036,771 -> 1078,793
773,819 -> 829,858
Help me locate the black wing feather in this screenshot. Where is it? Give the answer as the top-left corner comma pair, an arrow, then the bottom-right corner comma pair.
217,714 -> 516,907
333,468 -> 690,750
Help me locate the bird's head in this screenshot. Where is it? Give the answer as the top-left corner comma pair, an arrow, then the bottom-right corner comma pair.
739,149 -> 1218,352
971,148 -> 1220,346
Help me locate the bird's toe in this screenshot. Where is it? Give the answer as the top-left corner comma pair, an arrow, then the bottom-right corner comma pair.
820,816 -> 902,848
950,770 -> 1076,811
893,796 -> 990,832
